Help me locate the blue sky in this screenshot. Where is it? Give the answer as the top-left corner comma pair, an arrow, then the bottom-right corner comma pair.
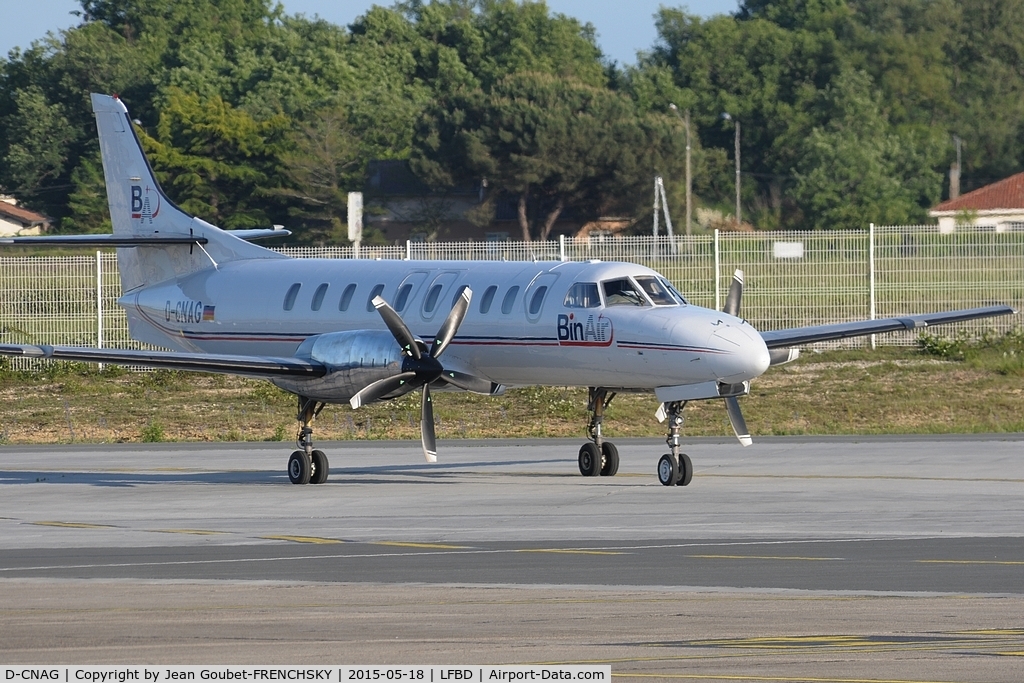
2,0 -> 739,67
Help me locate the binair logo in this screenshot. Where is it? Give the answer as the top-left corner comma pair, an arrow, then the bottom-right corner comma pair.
557,313 -> 613,347
130,184 -> 161,222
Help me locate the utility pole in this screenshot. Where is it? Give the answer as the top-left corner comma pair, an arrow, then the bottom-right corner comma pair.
950,135 -> 962,200
721,112 -> 741,226
669,103 -> 692,236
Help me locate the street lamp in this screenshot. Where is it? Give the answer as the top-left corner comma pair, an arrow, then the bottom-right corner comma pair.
668,103 -> 691,236
721,112 -> 741,225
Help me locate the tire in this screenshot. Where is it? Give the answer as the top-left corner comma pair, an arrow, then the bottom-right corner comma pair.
676,453 -> 693,486
657,454 -> 678,486
600,442 -> 619,477
288,450 -> 311,485
310,449 -> 329,484
578,443 -> 602,477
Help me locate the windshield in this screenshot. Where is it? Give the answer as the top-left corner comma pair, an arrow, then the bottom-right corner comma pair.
602,278 -> 648,306
634,276 -> 679,306
658,277 -> 688,305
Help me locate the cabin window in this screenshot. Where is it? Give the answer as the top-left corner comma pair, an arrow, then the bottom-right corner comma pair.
501,286 -> 520,315
395,283 -> 413,312
528,286 -> 548,315
480,285 -> 498,314
634,276 -> 676,305
424,284 -> 443,313
366,283 -> 385,312
339,283 -> 357,311
283,283 -> 301,311
451,284 -> 470,310
563,282 -> 600,308
311,283 -> 329,311
602,278 -> 647,306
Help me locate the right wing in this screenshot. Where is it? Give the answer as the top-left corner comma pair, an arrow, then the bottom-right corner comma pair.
0,343 -> 325,378
759,305 -> 1015,349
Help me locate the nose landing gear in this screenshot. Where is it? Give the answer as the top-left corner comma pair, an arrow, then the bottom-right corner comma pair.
658,400 -> 692,486
578,388 -> 619,477
289,396 -> 329,485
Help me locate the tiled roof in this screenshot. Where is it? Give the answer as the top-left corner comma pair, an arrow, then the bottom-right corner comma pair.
933,171 -> 1024,212
0,201 -> 50,225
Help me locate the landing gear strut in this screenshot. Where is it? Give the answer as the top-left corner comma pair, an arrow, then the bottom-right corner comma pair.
658,401 -> 692,487
289,396 -> 329,485
578,387 -> 619,477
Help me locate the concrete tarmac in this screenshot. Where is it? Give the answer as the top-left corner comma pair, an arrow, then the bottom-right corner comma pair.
2,436 -> 1024,681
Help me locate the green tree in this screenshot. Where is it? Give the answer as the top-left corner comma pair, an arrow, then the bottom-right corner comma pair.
415,71 -> 682,240
138,88 -> 288,228
792,69 -> 942,229
274,104 -> 364,244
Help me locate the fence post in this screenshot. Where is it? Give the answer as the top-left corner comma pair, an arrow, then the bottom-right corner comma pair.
869,223 -> 876,350
559,234 -> 566,262
96,251 -> 104,371
406,240 -> 412,261
714,228 -> 721,311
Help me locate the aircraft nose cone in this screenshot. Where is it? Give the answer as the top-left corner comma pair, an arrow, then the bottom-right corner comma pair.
709,321 -> 770,383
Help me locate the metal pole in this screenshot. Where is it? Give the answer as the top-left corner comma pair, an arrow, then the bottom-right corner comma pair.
96,251 -> 103,371
869,223 -> 876,350
685,109 -> 692,237
559,234 -> 566,262
714,228 -> 721,311
406,239 -> 411,260
734,121 -> 741,226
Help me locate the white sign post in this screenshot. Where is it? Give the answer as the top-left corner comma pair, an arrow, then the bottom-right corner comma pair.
347,191 -> 363,259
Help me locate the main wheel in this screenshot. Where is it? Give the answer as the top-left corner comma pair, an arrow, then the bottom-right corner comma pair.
288,450 -> 312,485
578,443 -> 602,477
310,449 -> 329,484
657,454 -> 678,486
600,442 -> 619,476
676,453 -> 693,486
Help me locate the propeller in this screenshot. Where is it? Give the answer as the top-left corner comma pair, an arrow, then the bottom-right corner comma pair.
722,269 -> 752,447
350,287 -> 476,463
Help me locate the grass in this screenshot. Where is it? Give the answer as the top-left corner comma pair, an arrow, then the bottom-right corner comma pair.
0,333 -> 1022,445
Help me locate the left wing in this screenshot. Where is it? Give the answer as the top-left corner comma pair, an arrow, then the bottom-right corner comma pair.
0,343 -> 325,378
760,305 -> 1015,349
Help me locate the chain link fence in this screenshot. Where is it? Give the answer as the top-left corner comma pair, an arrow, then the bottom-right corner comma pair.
2,225 -> 1021,368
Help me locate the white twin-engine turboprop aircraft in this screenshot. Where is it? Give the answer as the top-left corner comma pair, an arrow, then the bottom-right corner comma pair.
0,94 -> 1014,486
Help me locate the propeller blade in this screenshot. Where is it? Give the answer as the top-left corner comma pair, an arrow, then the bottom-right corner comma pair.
431,286 -> 472,359
440,370 -> 499,395
421,384 -> 437,462
724,269 -> 744,317
372,296 -> 421,359
349,371 -> 417,409
724,396 -> 752,447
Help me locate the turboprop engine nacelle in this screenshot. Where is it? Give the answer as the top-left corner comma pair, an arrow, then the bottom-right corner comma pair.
271,330 -> 408,402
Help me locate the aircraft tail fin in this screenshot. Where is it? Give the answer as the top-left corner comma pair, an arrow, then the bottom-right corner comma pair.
90,93 -> 283,291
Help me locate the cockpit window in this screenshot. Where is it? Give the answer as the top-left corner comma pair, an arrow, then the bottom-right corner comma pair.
634,276 -> 677,306
563,282 -> 600,308
602,278 -> 648,306
659,277 -> 688,305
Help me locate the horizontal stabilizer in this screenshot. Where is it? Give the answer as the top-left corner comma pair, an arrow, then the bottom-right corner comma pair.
760,305 -> 1015,349
0,229 -> 290,247
0,234 -> 208,247
0,343 -> 326,378
224,228 -> 291,241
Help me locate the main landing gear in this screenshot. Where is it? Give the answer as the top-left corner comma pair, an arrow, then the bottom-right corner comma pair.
288,396 -> 330,485
657,401 -> 692,487
578,388 -> 620,477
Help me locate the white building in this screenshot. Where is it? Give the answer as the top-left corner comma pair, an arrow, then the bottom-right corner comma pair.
0,196 -> 51,236
929,172 -> 1024,233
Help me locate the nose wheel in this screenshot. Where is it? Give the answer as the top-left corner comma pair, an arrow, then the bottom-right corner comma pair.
578,388 -> 620,477
289,396 -> 329,485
